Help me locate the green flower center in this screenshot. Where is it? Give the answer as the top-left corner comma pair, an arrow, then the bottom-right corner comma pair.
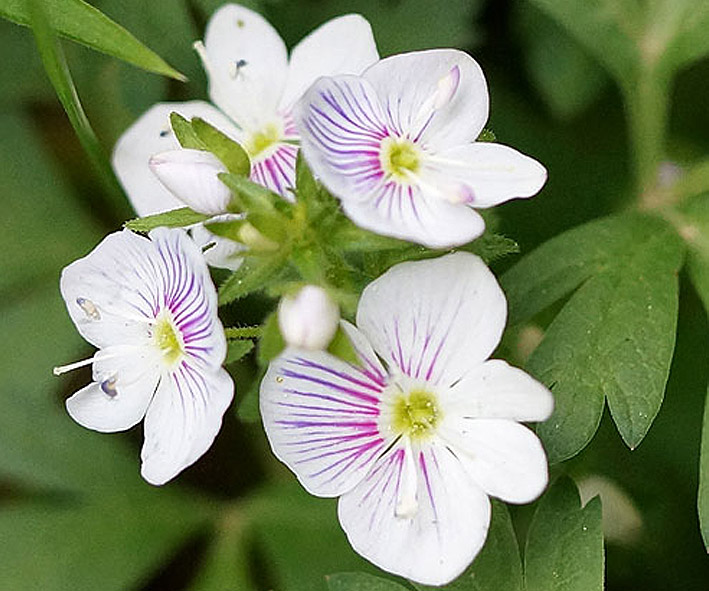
391,388 -> 440,440
153,314 -> 184,365
381,137 -> 421,180
244,123 -> 281,159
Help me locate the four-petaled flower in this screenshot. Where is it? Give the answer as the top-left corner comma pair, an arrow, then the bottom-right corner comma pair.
54,228 -> 233,485
260,253 -> 553,585
294,50 -> 547,248
112,4 -> 379,268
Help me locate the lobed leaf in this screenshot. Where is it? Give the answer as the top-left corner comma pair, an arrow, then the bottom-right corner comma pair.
524,477 -> 604,591
0,0 -> 184,79
528,215 -> 684,462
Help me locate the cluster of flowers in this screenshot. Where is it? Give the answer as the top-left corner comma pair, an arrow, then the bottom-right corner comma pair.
54,4 -> 552,586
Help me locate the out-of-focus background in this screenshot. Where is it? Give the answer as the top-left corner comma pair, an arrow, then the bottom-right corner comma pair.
1,0 -> 708,589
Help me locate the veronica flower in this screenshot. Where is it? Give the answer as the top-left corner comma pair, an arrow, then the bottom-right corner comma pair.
260,253 -> 553,585
294,50 -> 547,248
112,4 -> 378,236
54,228 -> 233,485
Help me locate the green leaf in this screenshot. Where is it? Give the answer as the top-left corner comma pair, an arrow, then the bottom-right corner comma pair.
170,112 -> 206,150
524,477 -> 604,591
26,0 -> 123,202
528,216 -> 684,462
502,214 -> 655,326
257,312 -> 285,366
700,385 -> 709,551
461,233 -> 520,264
225,339 -> 255,365
327,324 -> 361,367
193,117 -> 251,176
0,490 -> 210,591
413,501 -> 523,591
515,3 -> 609,120
327,572 -> 408,591
0,0 -> 184,79
218,254 -> 288,305
125,207 -> 210,232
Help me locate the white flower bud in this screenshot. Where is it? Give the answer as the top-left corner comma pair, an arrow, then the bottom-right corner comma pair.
149,148 -> 231,215
278,286 -> 339,350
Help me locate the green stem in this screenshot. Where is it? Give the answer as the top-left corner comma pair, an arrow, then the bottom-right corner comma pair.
225,326 -> 263,339
624,66 -> 671,198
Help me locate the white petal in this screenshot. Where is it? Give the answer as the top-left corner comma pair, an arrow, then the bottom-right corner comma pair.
341,186 -> 486,248
338,441 -> 491,585
357,252 -> 506,386
112,101 -> 240,217
295,75 -> 485,248
278,285 -> 340,350
260,346 -> 389,497
141,366 -> 234,485
66,345 -> 159,433
149,149 -> 230,215
363,49 -> 488,150
60,230 -> 163,349
426,142 -> 547,208
280,14 -> 379,111
190,223 -> 245,271
440,418 -> 549,504
148,228 -> 227,370
199,4 -> 288,129
447,359 -> 554,422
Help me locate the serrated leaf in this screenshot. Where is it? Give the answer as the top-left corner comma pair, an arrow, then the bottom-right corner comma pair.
218,255 -> 288,305
125,207 -> 210,232
524,477 -> 604,591
327,572 -> 408,591
0,0 -> 184,80
192,117 -> 250,177
529,216 -> 684,462
413,501 -> 523,591
502,214 -> 661,325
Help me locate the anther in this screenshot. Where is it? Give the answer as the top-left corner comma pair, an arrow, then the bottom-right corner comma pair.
100,377 -> 118,398
229,59 -> 248,79
76,297 -> 101,320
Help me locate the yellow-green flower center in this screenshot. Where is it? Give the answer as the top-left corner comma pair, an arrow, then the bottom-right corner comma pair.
244,123 -> 281,159
380,137 -> 421,181
153,314 -> 184,365
391,388 -> 439,440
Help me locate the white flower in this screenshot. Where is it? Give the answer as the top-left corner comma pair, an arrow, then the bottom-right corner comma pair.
260,252 -> 553,585
111,5 -> 379,266
294,50 -> 547,249
54,228 -> 233,485
278,285 -> 340,350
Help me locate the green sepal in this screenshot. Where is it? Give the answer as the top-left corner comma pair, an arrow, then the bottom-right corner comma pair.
326,325 -> 361,367
124,207 -> 209,232
169,112 -> 204,150
477,128 -> 496,142
218,254 -> 288,306
192,117 -> 250,176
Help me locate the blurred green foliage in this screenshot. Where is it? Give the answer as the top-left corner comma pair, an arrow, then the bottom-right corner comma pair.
1,0 -> 709,590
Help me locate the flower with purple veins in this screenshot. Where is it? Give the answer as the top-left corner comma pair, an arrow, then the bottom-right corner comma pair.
111,5 -> 379,268
260,252 -> 553,585
54,228 -> 233,485
294,49 -> 548,248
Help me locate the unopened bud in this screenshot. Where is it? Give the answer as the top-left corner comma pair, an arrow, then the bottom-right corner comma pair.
149,149 -> 230,215
278,286 -> 339,350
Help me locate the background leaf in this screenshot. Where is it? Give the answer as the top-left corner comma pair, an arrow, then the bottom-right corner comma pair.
524,477 -> 604,591
528,216 -> 684,461
327,572 -> 408,591
0,0 -> 184,79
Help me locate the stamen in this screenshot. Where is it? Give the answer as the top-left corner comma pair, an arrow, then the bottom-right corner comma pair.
100,376 -> 118,397
229,59 -> 248,79
395,442 -> 419,518
53,357 -> 94,376
76,297 -> 101,320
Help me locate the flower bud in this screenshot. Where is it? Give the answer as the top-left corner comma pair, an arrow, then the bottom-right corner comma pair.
278,286 -> 339,350
149,148 -> 230,215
